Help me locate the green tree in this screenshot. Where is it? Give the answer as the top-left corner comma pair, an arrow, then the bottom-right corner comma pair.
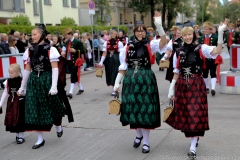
61,17 -> 76,26
127,0 -> 194,29
194,0 -> 213,25
10,14 -> 31,26
95,0 -> 111,25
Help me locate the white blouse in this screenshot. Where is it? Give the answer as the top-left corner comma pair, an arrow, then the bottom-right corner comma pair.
150,39 -> 168,55
9,46 -> 19,55
102,41 -> 124,52
173,44 -> 217,74
23,47 -> 60,64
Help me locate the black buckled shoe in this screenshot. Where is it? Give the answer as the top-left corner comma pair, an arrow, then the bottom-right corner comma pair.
211,89 -> 215,96
32,140 -> 45,149
142,144 -> 150,154
16,138 -> 25,144
57,128 -> 63,138
187,149 -> 196,159
67,93 -> 73,99
133,136 -> 143,148
76,90 -> 84,95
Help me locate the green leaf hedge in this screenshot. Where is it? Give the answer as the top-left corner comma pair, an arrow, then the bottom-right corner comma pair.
0,25 -> 129,35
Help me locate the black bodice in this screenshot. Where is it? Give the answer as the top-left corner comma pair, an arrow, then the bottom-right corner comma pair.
7,76 -> 22,95
29,43 -> 52,73
126,40 -> 151,69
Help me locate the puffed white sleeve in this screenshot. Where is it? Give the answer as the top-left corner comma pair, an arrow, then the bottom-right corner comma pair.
150,40 -> 156,54
118,46 -> 128,70
23,48 -> 30,64
49,47 -> 61,62
102,41 -> 107,52
201,44 -> 218,59
118,41 -> 124,52
0,80 -> 8,107
173,53 -> 180,74
166,40 -> 173,51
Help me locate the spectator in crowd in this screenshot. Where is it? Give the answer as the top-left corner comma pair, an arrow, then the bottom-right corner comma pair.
81,33 -> 93,70
14,31 -> 28,53
103,30 -> 109,41
73,33 -> 79,40
93,34 -> 100,62
8,36 -> 19,54
99,34 -> 105,59
0,33 -> 11,54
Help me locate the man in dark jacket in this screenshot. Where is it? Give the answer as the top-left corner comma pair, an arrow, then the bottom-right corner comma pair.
14,31 -> 28,53
0,33 -> 11,54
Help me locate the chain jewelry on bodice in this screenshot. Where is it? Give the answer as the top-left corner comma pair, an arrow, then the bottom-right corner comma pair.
10,88 -> 17,102
33,63 -> 44,77
182,67 -> 194,87
129,59 -> 142,78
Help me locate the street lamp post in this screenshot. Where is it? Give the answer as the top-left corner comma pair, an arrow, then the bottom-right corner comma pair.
39,0 -> 43,23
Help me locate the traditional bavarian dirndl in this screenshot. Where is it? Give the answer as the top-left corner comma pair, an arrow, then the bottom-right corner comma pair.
120,40 -> 161,129
104,38 -> 120,86
5,77 -> 26,133
24,44 -> 65,131
165,44 -> 209,137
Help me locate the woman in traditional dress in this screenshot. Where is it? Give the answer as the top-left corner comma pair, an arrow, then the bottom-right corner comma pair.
98,30 -> 124,96
0,64 -> 26,144
113,11 -> 166,153
166,19 -> 227,159
17,24 -> 65,149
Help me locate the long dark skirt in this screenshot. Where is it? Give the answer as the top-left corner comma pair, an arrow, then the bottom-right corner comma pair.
5,95 -> 25,133
25,71 -> 65,131
165,53 -> 174,82
120,68 -> 161,129
103,53 -> 120,86
165,74 -> 209,137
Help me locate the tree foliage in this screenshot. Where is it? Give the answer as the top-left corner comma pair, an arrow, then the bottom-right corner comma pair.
95,0 -> 111,25
10,14 -> 31,26
61,17 -> 76,26
127,0 -> 194,29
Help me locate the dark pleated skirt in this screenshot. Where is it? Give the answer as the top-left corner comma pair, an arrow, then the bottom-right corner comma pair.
25,71 -> 65,131
120,67 -> 161,129
103,53 -> 120,86
165,74 -> 209,137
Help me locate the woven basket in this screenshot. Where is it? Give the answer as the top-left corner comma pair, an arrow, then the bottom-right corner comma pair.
109,93 -> 121,115
163,100 -> 174,122
159,60 -> 170,68
96,68 -> 103,78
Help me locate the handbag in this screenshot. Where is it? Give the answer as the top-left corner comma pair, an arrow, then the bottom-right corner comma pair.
159,60 -> 170,68
109,92 -> 121,115
163,100 -> 174,122
96,68 -> 103,78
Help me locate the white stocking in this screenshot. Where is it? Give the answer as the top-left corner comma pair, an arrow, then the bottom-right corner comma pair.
190,137 -> 198,152
36,132 -> 43,145
135,128 -> 143,143
56,125 -> 62,132
69,83 -> 75,94
141,129 -> 150,149
18,132 -> 24,138
211,78 -> 216,90
204,78 -> 209,89
78,83 -> 83,90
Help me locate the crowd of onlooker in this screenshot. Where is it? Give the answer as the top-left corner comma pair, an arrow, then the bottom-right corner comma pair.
0,28 -> 130,89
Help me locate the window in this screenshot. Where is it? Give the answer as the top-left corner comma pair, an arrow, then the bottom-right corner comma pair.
63,0 -> 69,7
44,0 -> 51,5
133,14 -> 136,24
71,0 -> 76,8
26,0 -> 31,3
0,0 -> 24,12
46,23 -> 52,26
141,15 -> 144,22
120,14 -> 122,25
33,0 -> 39,15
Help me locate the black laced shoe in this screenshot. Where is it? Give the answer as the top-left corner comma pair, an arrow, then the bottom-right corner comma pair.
16,138 -> 25,144
32,140 -> 45,149
211,89 -> 215,96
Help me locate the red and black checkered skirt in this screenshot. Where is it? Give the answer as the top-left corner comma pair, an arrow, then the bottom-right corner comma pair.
165,74 -> 210,137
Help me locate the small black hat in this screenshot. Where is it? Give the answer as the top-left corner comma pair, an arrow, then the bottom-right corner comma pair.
37,24 -> 47,34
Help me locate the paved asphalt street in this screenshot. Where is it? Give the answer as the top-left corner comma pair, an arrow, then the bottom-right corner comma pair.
0,46 -> 239,160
